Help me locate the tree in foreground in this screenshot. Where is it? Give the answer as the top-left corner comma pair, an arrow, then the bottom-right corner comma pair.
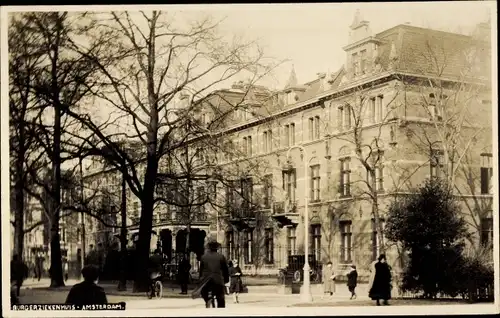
385,178 -> 468,298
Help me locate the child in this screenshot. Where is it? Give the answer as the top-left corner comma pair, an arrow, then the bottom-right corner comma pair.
347,264 -> 358,299
321,261 -> 336,299
229,260 -> 243,303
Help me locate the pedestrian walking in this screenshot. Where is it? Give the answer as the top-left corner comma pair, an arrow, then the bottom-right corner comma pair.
191,240 -> 229,308
64,257 -> 70,281
11,254 -> 29,297
65,265 -> 108,306
35,252 -> 44,281
368,254 -> 392,306
178,254 -> 191,294
321,261 -> 336,299
347,264 -> 358,299
229,259 -> 243,303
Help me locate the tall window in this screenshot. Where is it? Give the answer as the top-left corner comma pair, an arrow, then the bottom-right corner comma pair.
283,169 -> 297,203
367,151 -> 385,192
311,224 -> 321,261
289,123 -> 295,145
360,49 -> 367,74
371,219 -> 386,261
241,178 -> 253,211
308,117 -> 314,140
339,158 -> 351,197
345,105 -> 352,130
208,181 -> 217,201
263,130 -> 273,153
352,52 -> 359,75
264,228 -> 274,264
480,217 -> 493,247
369,97 -> 376,123
430,150 -> 443,179
287,226 -> 297,257
340,221 -> 353,263
481,153 -> 493,194
196,186 -> 206,214
428,93 -> 443,121
226,181 -> 235,208
244,230 -> 253,264
133,202 -> 139,219
242,136 -> 253,156
263,174 -> 273,209
338,106 -> 344,131
284,125 -> 290,147
310,165 -> 321,202
376,95 -> 384,122
226,231 -> 235,260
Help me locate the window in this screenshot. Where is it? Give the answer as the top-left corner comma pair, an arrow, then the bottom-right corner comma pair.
241,178 -> 253,210
263,174 -> 273,209
371,219 -> 386,261
367,151 -> 385,192
345,105 -> 352,130
208,181 -> 217,201
430,150 -> 443,179
287,226 -> 297,257
289,123 -> 295,145
480,217 -> 493,247
481,153 -> 493,194
263,129 -> 273,153
264,228 -> 274,264
352,52 -> 359,75
360,50 -> 367,74
338,106 -> 344,131
369,97 -> 376,123
196,186 -> 206,214
244,229 -> 253,264
283,168 -> 297,203
339,158 -> 351,197
226,181 -> 235,207
428,93 -> 443,121
242,136 -> 253,156
376,95 -> 384,122
310,165 -> 321,202
284,125 -> 290,147
308,117 -> 314,140
133,202 -> 139,218
340,221 -> 353,263
226,231 -> 235,260
308,116 -> 321,140
311,224 -> 321,261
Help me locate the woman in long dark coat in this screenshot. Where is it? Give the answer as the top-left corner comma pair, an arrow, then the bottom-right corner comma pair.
229,260 -> 243,303
369,254 -> 392,306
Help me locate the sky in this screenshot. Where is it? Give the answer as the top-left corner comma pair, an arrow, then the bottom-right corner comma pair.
197,1 -> 494,90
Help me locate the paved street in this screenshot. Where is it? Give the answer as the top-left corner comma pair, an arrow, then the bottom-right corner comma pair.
16,278 -> 475,310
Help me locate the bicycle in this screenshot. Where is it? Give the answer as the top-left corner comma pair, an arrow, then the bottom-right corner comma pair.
147,272 -> 163,300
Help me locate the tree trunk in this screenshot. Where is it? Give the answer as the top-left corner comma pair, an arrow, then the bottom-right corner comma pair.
133,155 -> 158,292
13,175 -> 25,259
49,14 -> 64,287
118,169 -> 128,291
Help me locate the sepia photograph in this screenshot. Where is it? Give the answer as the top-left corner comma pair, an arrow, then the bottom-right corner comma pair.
1,1 -> 498,317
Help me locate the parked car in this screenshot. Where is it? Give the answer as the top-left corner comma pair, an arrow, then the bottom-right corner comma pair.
278,255 -> 322,284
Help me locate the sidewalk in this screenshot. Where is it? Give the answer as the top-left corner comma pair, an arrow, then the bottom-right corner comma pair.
25,278 -> 371,299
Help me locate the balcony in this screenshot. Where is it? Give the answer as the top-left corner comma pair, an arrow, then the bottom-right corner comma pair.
226,202 -> 257,231
271,200 -> 299,228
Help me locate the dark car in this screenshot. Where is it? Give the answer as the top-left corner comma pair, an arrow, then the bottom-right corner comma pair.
278,255 -> 322,284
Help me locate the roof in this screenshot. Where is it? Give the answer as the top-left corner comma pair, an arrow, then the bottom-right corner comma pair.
374,24 -> 491,80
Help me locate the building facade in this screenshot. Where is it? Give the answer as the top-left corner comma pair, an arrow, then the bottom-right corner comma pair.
57,12 -> 492,278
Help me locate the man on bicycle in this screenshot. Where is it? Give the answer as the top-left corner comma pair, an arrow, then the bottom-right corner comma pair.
194,240 -> 229,308
148,249 -> 163,297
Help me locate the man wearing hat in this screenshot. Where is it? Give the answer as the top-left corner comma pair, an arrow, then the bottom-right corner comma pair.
192,240 -> 229,308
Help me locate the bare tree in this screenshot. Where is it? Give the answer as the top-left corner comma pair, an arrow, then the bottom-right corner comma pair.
57,10 -> 279,291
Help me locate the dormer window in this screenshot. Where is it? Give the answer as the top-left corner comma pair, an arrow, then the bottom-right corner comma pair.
287,91 -> 296,105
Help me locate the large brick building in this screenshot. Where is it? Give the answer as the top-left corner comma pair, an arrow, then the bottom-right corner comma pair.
71,13 -> 492,278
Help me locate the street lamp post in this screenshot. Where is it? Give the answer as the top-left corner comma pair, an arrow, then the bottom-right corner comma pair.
285,145 -> 313,303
